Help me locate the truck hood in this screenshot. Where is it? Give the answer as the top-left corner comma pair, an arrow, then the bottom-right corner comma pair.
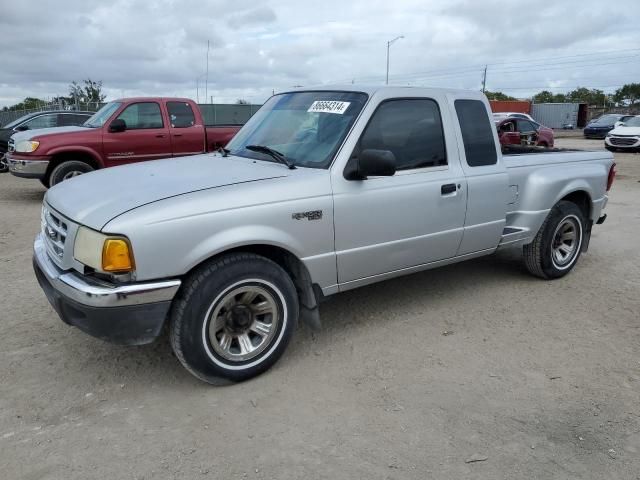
609,126 -> 640,136
45,154 -> 288,230
11,125 -> 89,142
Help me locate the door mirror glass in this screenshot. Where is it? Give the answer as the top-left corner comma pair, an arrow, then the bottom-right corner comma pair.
345,149 -> 396,180
109,118 -> 127,133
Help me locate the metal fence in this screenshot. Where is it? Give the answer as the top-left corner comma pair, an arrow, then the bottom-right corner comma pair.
0,102 -> 103,127
198,104 -> 261,125
0,102 -> 261,127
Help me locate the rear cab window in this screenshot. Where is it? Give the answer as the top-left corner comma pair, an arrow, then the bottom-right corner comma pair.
167,102 -> 196,128
454,99 -> 497,167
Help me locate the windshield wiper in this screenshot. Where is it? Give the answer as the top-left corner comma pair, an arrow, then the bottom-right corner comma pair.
245,145 -> 296,169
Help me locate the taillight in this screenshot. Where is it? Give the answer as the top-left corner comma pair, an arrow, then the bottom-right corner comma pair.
606,163 -> 616,191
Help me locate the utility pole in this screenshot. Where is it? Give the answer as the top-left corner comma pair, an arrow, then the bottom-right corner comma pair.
481,65 -> 487,93
205,40 -> 210,104
386,36 -> 404,85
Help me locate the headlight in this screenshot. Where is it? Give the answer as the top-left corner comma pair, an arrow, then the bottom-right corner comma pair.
74,226 -> 135,273
15,140 -> 40,153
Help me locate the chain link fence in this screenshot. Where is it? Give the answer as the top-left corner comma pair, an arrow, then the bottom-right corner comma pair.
0,101 -> 103,127
0,102 -> 261,127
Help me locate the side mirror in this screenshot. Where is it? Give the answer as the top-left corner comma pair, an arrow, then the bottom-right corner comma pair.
614,121 -> 624,127
15,125 -> 30,132
344,149 -> 396,180
108,118 -> 127,133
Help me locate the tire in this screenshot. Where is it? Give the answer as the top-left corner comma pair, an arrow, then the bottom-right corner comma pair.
48,160 -> 94,187
169,253 -> 299,384
0,154 -> 8,173
523,201 -> 585,279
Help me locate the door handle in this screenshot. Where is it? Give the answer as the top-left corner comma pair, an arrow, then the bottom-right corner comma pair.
155,134 -> 166,138
441,183 -> 457,195
173,134 -> 183,137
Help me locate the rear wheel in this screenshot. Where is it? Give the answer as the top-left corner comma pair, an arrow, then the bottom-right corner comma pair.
523,201 -> 585,279
48,160 -> 94,187
170,253 -> 299,384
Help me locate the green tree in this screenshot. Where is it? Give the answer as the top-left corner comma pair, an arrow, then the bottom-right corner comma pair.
68,79 -> 106,105
532,90 -> 556,103
484,91 -> 517,101
235,98 -> 250,105
5,97 -> 48,111
566,87 -> 607,106
613,83 -> 640,106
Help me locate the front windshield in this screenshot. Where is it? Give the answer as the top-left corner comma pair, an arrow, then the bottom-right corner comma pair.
83,102 -> 121,128
5,113 -> 33,129
226,91 -> 368,169
591,115 -> 619,126
622,116 -> 640,127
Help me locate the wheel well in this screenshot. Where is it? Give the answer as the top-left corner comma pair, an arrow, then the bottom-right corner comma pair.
45,152 -> 99,179
191,244 -> 321,313
561,190 -> 591,220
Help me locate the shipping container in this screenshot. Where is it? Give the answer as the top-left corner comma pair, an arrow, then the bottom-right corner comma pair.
489,100 -> 531,114
531,103 -> 588,129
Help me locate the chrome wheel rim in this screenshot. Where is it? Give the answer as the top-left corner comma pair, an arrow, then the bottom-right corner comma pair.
207,284 -> 280,362
551,215 -> 581,268
62,170 -> 83,181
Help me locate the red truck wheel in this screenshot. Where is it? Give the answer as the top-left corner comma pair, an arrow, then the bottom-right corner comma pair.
48,161 -> 94,187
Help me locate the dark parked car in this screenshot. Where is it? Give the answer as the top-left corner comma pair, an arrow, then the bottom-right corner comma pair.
583,114 -> 634,139
0,111 -> 92,171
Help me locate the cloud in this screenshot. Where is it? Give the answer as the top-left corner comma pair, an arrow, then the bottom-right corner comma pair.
228,6 -> 277,29
0,0 -> 639,107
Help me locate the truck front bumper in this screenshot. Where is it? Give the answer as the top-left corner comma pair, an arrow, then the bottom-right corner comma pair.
7,153 -> 50,179
33,234 -> 181,345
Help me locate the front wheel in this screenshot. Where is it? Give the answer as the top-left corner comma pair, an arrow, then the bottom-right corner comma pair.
169,253 -> 299,384
48,160 -> 94,187
523,201 -> 585,279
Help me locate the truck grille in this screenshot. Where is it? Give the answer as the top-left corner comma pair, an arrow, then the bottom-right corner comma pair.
8,138 -> 15,153
41,205 -> 68,263
609,136 -> 638,146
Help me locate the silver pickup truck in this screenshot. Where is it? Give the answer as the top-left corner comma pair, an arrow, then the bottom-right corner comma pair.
33,86 -> 615,383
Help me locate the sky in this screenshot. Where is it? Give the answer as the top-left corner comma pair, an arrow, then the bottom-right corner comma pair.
1,0 -> 639,107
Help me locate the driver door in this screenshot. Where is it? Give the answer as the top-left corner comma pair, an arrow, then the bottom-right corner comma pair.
332,95 -> 468,286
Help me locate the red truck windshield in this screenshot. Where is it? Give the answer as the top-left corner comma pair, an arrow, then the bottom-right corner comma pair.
226,91 -> 368,169
84,102 -> 122,128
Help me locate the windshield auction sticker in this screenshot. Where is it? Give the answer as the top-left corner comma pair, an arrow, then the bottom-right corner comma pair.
307,101 -> 351,114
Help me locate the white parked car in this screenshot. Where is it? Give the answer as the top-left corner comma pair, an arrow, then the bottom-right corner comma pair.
605,115 -> 640,151
493,112 -> 536,123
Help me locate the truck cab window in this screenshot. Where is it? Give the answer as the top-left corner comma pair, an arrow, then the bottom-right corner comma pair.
359,99 -> 447,170
454,99 -> 497,167
116,102 -> 163,130
167,102 -> 196,128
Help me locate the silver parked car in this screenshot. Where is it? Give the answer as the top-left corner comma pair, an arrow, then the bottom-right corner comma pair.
33,86 -> 614,383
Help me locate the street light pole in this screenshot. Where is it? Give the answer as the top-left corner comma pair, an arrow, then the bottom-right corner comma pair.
205,40 -> 210,104
386,35 -> 404,85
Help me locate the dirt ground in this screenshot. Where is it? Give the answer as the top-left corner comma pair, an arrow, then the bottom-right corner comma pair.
1,138 -> 639,480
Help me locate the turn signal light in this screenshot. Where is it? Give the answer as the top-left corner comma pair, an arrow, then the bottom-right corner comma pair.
102,238 -> 135,272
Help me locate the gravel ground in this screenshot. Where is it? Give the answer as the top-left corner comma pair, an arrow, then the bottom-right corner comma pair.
1,138 -> 639,479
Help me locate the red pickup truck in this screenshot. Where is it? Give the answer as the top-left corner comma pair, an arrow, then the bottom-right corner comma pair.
7,97 -> 241,187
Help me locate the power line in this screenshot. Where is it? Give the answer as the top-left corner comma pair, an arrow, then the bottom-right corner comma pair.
333,47 -> 640,84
